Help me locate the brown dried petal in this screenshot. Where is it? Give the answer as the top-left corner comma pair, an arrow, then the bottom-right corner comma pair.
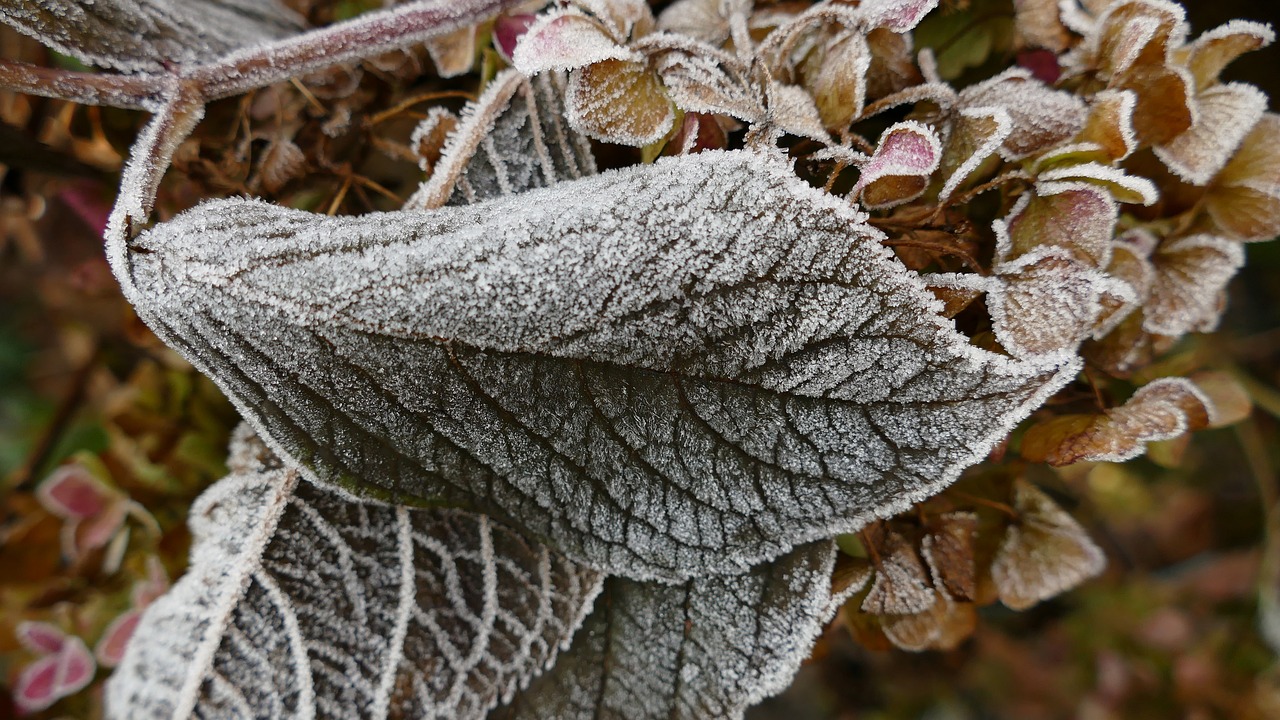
862,532 -> 935,616
768,82 -> 832,143
1093,232 -> 1155,338
657,0 -> 750,45
988,247 -> 1111,359
936,107 -> 1012,203
1077,90 -> 1139,163
926,281 -> 984,318
882,590 -> 948,651
423,25 -> 477,79
658,53 -> 764,123
1085,310 -> 1165,378
1154,83 -> 1267,186
1021,377 -> 1214,465
865,28 -> 923,102
1205,113 -> 1280,241
255,138 -> 306,195
991,480 -> 1106,610
1179,20 -> 1275,92
411,108 -> 460,173
1014,0 -> 1071,52
1095,0 -> 1185,76
566,59 -> 676,146
1143,234 -> 1244,337
923,512 -> 977,601
1001,182 -> 1118,267
959,69 -> 1088,160
1189,370 -> 1252,428
1116,63 -> 1194,146
578,0 -> 656,40
800,29 -> 871,131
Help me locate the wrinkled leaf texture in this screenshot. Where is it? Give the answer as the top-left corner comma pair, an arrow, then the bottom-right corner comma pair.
125,145 -> 1077,581
107,428 -> 603,720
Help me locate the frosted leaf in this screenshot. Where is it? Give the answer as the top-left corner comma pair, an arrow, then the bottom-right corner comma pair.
856,0 -> 940,34
936,107 -> 1012,204
998,181 -> 1118,267
492,541 -> 837,720
657,0 -> 752,45
1154,83 -> 1267,186
566,58 -> 675,146
799,29 -> 871,131
1204,113 -> 1280,242
424,25 -> 478,78
922,512 -> 977,601
1037,162 -> 1158,206
411,70 -> 596,209
0,0 -> 303,73
766,82 -> 831,143
410,107 -> 459,173
990,479 -> 1105,610
1143,234 -> 1245,337
988,247 -> 1113,359
854,121 -> 942,210
511,10 -> 639,74
1076,89 -> 1139,163
1178,20 -> 1275,92
106,428 -> 603,720
657,51 -> 764,124
924,274 -> 985,318
575,0 -> 655,41
1093,231 -> 1155,338
1021,377 -> 1214,465
958,68 -> 1088,161
862,531 -> 934,615
125,149 -> 1078,581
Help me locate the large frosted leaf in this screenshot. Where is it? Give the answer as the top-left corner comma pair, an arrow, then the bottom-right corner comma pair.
0,0 -> 304,74
492,541 -> 838,720
125,149 -> 1077,581
105,429 -> 603,720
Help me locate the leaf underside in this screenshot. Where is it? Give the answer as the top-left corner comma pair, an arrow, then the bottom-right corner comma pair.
492,540 -> 839,720
126,149 -> 1077,580
106,428 -> 603,720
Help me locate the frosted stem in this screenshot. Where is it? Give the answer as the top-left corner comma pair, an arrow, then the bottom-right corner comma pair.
0,59 -> 162,110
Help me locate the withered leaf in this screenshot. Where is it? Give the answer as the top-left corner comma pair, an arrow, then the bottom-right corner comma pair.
1154,82 -> 1267,186
567,58 -> 676,146
922,511 -> 977,601
800,28 -> 871,131
1020,377 -> 1214,465
1178,20 -> 1275,92
492,541 -> 838,720
125,149 -> 1077,581
958,68 -> 1088,161
999,181 -> 1118,267
1143,234 -> 1245,337
988,246 -> 1115,359
936,107 -> 1012,203
106,429 -> 602,720
862,531 -> 935,615
990,480 -> 1106,610
1204,113 -> 1280,241
881,589 -> 975,652
1076,89 -> 1139,163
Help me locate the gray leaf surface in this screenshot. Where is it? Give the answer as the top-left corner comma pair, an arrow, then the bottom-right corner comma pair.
410,69 -> 597,210
106,428 -> 602,720
125,148 -> 1078,581
491,540 -> 838,720
0,0 -> 303,73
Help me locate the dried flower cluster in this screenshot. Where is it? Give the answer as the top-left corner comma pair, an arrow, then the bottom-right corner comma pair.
0,0 -> 1277,717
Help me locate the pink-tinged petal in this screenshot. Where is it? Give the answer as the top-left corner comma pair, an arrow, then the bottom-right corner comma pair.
94,610 -> 141,668
55,636 -> 95,696
511,10 -> 640,74
493,14 -> 536,62
36,465 -> 112,520
14,655 -> 61,713
131,556 -> 171,608
857,0 -> 940,33
74,500 -> 128,555
853,121 -> 942,209
16,621 -> 66,655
